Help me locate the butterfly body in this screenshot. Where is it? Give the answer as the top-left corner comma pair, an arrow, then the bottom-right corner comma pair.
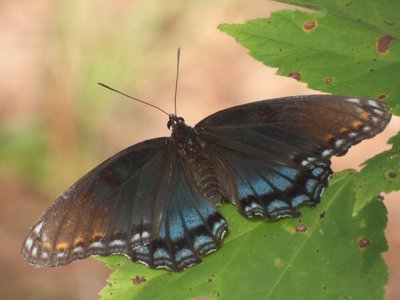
22,95 -> 391,271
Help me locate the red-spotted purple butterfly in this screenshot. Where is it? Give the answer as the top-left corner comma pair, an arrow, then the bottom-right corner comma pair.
21,93 -> 390,271
21,51 -> 391,271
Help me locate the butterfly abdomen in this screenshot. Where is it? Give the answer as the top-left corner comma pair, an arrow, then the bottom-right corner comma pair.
187,154 -> 222,206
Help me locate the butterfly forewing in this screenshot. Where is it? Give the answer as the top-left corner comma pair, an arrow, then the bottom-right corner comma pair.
22,138 -> 169,266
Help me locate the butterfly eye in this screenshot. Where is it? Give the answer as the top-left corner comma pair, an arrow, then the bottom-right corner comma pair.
178,117 -> 185,123
167,119 -> 173,130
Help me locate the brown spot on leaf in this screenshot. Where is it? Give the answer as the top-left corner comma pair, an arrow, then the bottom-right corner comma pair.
132,275 -> 146,285
377,35 -> 395,54
296,224 -> 307,232
324,77 -> 333,84
388,172 -> 397,178
304,20 -> 317,30
274,258 -> 283,269
358,238 -> 370,248
288,72 -> 301,81
320,211 -> 326,218
377,93 -> 387,100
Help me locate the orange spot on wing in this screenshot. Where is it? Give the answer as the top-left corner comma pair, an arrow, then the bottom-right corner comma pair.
352,120 -> 364,128
74,237 -> 86,246
339,127 -> 349,133
56,242 -> 68,252
360,111 -> 370,120
324,134 -> 335,143
42,242 -> 52,250
93,232 -> 105,241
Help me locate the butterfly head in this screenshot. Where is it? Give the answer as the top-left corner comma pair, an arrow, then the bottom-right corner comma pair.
167,114 -> 185,130
168,114 -> 203,156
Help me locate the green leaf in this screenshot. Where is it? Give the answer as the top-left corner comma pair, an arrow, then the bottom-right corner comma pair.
218,0 -> 400,110
353,132 -> 400,215
98,171 -> 387,300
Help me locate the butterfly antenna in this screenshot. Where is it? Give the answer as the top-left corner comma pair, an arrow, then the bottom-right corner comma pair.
97,82 -> 169,116
174,48 -> 180,116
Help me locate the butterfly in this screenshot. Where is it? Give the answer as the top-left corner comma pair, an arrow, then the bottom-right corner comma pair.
21,94 -> 390,271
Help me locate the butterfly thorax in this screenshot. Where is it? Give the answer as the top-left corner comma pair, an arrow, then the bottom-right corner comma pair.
168,115 -> 204,157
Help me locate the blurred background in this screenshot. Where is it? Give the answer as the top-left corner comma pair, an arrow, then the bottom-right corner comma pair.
1,0 -> 398,299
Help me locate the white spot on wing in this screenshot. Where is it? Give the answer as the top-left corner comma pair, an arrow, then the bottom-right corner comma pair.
335,139 -> 345,148
301,160 -> 310,167
33,222 -> 44,235
347,98 -> 361,104
25,238 -> 33,250
212,219 -> 226,234
348,132 -> 358,138
373,109 -> 384,115
367,99 -> 380,108
109,240 -> 126,247
362,126 -> 371,132
31,247 -> 38,257
41,233 -> 49,242
322,149 -> 333,157
73,246 -> 84,253
141,231 -> 150,239
89,241 -> 105,249
131,233 -> 140,243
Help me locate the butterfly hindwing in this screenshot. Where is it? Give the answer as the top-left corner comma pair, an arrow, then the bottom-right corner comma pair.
131,156 -> 227,270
